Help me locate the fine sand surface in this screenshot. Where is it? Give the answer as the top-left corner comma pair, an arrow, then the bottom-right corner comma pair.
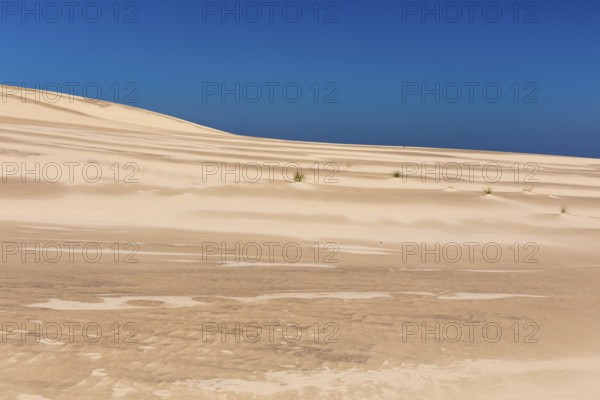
1,86 -> 600,399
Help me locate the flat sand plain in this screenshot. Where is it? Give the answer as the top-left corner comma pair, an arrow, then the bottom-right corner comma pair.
1,86 -> 599,399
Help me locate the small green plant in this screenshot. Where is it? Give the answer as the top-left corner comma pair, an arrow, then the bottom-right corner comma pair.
561,205 -> 568,215
392,170 -> 402,178
484,187 -> 492,195
294,171 -> 305,182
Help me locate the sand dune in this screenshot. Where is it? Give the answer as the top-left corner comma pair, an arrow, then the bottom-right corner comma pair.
1,86 -> 599,399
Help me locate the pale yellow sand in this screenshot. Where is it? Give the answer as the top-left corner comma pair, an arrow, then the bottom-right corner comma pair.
1,86 -> 600,399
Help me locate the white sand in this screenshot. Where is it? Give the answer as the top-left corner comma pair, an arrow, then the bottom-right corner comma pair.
437,293 -> 545,300
219,292 -> 392,303
26,296 -> 204,310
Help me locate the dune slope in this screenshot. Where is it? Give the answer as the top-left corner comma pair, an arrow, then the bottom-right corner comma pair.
1,86 -> 599,399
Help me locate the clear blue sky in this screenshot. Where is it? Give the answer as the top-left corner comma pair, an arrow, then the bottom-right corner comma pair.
2,0 -> 599,157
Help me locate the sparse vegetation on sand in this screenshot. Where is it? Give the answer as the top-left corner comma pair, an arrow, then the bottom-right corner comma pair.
392,170 -> 402,178
484,187 -> 493,195
294,171 -> 305,182
561,205 -> 568,214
